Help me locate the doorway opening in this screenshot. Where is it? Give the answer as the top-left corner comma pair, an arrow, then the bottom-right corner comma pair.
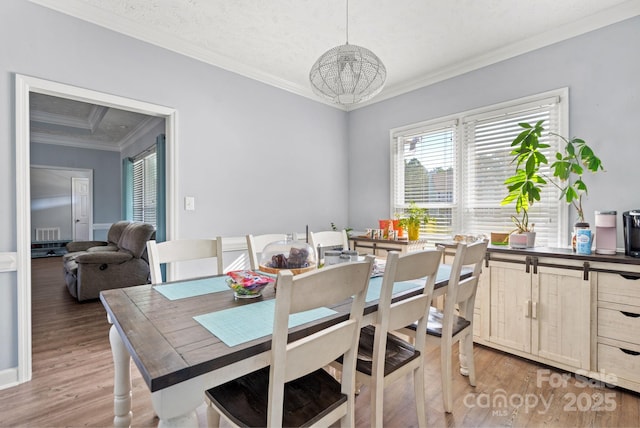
15,74 -> 177,386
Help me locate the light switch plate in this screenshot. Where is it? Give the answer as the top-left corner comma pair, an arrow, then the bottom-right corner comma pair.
185,196 -> 195,211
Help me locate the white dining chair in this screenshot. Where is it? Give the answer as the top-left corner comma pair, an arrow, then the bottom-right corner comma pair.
204,256 -> 375,427
398,240 -> 488,413
309,229 -> 349,262
246,233 -> 288,270
332,248 -> 443,428
146,238 -> 223,284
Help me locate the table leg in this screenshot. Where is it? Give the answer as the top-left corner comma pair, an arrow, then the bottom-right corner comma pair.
109,324 -> 133,427
152,381 -> 201,427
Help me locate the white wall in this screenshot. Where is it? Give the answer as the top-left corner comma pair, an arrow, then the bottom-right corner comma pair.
0,0 -> 348,372
348,16 -> 640,247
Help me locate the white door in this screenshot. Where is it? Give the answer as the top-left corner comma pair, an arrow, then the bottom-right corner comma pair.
72,177 -> 91,241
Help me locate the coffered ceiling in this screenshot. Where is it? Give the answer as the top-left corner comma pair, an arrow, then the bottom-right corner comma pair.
29,0 -> 640,109
30,93 -> 163,151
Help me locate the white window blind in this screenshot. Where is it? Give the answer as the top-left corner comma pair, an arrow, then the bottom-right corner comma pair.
132,149 -> 157,226
392,120 -> 457,238
391,90 -> 567,246
462,98 -> 562,247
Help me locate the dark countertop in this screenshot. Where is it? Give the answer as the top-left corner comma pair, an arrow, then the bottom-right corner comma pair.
487,245 -> 640,266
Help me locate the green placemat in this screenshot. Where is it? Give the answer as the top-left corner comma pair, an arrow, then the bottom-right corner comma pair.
194,299 -> 337,347
154,276 -> 229,300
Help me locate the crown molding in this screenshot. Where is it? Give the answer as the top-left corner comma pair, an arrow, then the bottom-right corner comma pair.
30,132 -> 121,151
29,0 -> 640,112
119,116 -> 164,150
351,0 -> 640,110
31,115 -> 163,152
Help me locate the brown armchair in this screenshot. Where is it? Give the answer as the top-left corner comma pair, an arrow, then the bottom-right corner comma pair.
63,222 -> 155,301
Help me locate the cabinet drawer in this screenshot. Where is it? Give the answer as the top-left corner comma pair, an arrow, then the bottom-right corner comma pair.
598,343 -> 640,384
598,308 -> 640,344
598,272 -> 640,307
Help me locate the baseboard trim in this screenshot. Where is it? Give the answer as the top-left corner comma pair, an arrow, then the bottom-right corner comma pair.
0,367 -> 19,390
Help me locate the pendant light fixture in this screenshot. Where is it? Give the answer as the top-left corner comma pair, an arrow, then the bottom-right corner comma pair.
309,0 -> 386,105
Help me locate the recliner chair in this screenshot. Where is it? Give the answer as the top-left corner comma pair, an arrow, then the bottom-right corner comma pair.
64,220 -> 131,256
63,222 -> 155,301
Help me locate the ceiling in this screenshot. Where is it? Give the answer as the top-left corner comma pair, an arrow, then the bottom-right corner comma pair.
29,0 -> 640,110
30,93 -> 163,151
28,0 -> 638,151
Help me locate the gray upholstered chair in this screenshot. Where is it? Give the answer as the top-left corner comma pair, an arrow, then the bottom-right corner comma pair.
63,222 -> 155,301
64,220 -> 131,256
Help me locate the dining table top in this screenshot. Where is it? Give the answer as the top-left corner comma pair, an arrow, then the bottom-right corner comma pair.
100,263 -> 464,393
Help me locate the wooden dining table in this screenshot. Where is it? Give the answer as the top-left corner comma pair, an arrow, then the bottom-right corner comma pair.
100,263 -> 467,427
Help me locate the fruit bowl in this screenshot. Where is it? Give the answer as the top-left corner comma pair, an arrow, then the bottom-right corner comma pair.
226,270 -> 275,299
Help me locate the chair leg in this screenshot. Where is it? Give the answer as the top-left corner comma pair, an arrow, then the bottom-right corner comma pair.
371,379 -> 385,428
205,398 -> 221,428
413,365 -> 427,428
441,339 -> 453,413
461,333 -> 476,386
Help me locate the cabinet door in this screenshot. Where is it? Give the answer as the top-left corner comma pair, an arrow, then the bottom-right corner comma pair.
488,261 -> 532,353
532,266 -> 591,369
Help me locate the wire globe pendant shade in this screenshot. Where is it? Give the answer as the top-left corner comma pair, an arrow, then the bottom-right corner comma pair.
309,43 -> 386,105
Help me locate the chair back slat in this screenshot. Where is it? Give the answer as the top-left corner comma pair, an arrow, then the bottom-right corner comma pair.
285,320 -> 358,382
246,234 -> 289,270
288,261 -> 372,314
388,294 -> 431,332
377,250 -> 442,325
309,230 -> 350,261
147,238 -> 223,283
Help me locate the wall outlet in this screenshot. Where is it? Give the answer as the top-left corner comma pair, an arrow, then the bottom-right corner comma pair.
185,196 -> 195,211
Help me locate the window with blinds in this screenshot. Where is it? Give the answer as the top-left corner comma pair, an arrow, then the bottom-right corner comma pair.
132,149 -> 157,226
391,90 -> 567,246
392,120 -> 458,237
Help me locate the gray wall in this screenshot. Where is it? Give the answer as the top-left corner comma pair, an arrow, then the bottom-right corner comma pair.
0,0 -> 348,370
31,143 -> 121,225
348,16 -> 640,247
30,167 -> 92,241
1,0 -> 637,377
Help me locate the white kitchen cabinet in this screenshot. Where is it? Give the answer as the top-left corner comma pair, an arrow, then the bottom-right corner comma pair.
477,253 -> 592,371
475,246 -> 640,393
596,271 -> 640,392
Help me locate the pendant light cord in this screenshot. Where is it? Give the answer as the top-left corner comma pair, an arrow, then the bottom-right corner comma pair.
345,0 -> 349,44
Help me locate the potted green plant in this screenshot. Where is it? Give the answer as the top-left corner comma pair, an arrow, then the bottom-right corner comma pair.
398,202 -> 432,241
501,121 -> 547,247
501,120 -> 604,248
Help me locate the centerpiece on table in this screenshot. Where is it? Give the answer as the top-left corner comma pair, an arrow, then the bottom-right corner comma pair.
258,239 -> 317,275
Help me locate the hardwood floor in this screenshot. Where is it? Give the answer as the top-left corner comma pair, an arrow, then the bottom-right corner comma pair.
1,257 -> 639,427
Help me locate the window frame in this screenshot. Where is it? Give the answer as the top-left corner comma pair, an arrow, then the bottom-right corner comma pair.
389,88 -> 569,247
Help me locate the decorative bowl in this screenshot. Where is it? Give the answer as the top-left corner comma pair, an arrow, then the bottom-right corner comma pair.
226,270 -> 275,299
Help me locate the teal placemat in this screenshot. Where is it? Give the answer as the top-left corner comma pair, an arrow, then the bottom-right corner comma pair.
365,264 -> 455,302
194,300 -> 337,347
154,276 -> 230,300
